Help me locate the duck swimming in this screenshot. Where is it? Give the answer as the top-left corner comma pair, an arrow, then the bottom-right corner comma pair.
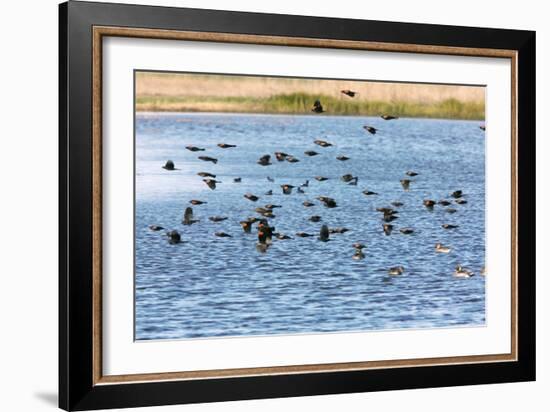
381,114 -> 399,120
264,190 -> 273,196
315,176 -> 329,182
391,201 -> 404,207
303,201 -> 315,207
209,216 -> 228,222
217,143 -> 236,149
330,227 -> 349,234
400,228 -> 414,235
383,224 -> 393,235
295,232 -> 314,238
297,187 -> 305,194
438,200 -> 451,206
454,265 -> 474,278
362,190 -> 378,196
435,243 -> 451,253
341,174 -> 355,183
267,176 -> 275,182
304,150 -> 319,156
388,266 -> 405,276
442,224 -> 459,229
148,225 -> 164,231
214,232 -> 232,238
166,230 -> 181,244
244,193 -> 260,202
423,199 -> 436,209
162,160 -> 177,171
189,200 -> 207,205
309,215 -> 322,222
286,155 -> 300,163
275,233 -> 292,240
406,171 -> 418,177
233,177 -> 242,183
317,196 -> 337,208
455,199 -> 468,205
451,190 -> 463,198
314,139 -> 332,147
336,155 -> 350,161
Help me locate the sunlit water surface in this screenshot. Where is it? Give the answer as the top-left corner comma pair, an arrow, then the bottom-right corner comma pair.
135,113 -> 486,340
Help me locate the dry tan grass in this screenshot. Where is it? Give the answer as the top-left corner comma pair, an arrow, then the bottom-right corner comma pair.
136,72 -> 484,103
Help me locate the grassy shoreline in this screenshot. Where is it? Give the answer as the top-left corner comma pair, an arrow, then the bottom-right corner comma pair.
136,93 -> 485,120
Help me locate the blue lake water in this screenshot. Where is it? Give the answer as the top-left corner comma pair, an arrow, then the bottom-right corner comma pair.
135,112 -> 486,340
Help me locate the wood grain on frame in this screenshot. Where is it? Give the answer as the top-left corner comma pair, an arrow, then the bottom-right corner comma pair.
91,26 -> 518,385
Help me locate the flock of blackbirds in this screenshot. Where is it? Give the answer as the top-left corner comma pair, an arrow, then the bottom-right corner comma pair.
148,92 -> 486,278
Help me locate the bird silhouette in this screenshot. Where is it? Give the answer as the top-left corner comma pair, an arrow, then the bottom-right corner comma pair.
340,89 -> 357,97
185,145 -> 205,152
319,225 -> 330,241
312,99 -> 325,113
274,152 -> 288,161
257,154 -> 272,166
162,160 -> 177,171
182,207 -> 199,225
209,216 -> 228,222
314,139 -> 332,147
281,184 -> 295,195
198,156 -> 218,164
388,266 -> 405,275
363,126 -> 377,135
166,230 -> 181,244
203,178 -> 220,190
197,172 -> 216,178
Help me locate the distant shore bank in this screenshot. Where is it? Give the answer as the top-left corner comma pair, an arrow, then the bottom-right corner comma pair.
136,93 -> 484,120
136,73 -> 485,120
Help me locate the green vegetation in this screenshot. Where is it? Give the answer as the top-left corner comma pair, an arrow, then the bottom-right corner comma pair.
136,93 -> 485,120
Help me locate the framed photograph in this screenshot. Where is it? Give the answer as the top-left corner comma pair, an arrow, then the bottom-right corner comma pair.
59,1 -> 535,410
